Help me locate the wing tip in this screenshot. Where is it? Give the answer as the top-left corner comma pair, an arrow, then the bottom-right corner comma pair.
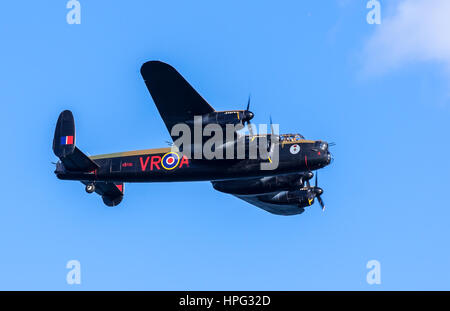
140,60 -> 174,77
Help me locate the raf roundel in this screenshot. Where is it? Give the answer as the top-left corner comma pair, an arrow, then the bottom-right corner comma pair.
161,152 -> 181,170
290,144 -> 301,154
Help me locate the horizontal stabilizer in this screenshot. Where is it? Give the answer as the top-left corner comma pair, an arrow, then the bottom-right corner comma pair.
62,147 -> 99,172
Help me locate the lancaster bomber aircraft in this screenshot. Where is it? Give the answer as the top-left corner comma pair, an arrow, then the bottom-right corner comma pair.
53,61 -> 332,215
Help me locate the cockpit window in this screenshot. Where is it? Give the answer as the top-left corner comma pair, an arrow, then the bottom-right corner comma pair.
279,133 -> 305,142
320,142 -> 328,150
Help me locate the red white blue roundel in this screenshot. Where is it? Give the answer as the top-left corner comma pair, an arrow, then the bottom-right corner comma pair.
290,144 -> 301,154
161,152 -> 180,170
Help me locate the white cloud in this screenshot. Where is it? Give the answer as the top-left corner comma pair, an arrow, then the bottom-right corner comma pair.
363,0 -> 450,75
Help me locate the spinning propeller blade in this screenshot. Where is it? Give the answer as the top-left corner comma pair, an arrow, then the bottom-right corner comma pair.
245,95 -> 254,136
317,196 -> 325,211
270,115 -> 274,136
314,171 -> 325,211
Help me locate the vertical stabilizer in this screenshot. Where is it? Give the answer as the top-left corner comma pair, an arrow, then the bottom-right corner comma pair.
53,110 -> 76,158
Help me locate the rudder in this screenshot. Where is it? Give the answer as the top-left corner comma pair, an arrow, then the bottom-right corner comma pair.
53,110 -> 76,158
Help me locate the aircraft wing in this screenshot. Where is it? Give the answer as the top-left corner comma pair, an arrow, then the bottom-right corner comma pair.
140,61 -> 215,136
232,194 -> 305,216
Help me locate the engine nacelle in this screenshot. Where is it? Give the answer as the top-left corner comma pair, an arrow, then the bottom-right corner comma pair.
102,194 -> 123,207
185,110 -> 253,128
267,189 -> 314,208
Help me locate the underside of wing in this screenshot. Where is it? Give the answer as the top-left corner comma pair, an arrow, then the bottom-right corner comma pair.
233,194 -> 305,216
140,61 -> 214,135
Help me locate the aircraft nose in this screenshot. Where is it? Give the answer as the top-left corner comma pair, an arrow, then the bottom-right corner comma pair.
327,152 -> 333,164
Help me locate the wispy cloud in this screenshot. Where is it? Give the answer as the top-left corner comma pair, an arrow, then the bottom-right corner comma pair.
363,0 -> 450,75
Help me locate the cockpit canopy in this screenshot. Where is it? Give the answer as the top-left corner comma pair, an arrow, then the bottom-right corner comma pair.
279,133 -> 305,142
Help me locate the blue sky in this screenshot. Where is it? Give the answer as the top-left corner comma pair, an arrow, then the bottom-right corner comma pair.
1,0 -> 449,290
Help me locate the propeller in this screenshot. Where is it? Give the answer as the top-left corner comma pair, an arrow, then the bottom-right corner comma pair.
270,115 -> 274,136
313,172 -> 325,211
269,115 -> 281,139
244,95 -> 255,135
265,115 -> 282,162
268,115 -> 281,152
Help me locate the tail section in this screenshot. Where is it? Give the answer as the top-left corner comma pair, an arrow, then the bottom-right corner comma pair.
53,110 -> 99,172
53,110 -> 76,158
53,110 -> 124,207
